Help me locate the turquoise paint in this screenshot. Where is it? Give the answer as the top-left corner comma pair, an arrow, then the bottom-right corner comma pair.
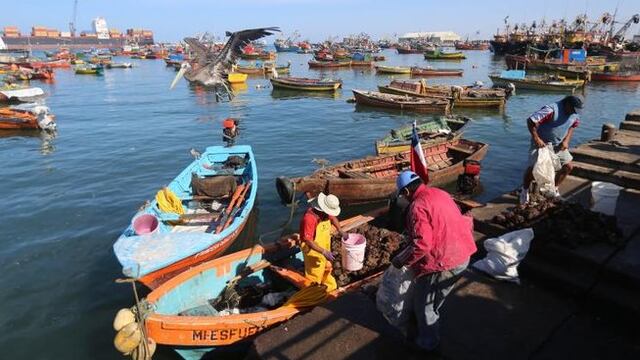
112,145 -> 258,278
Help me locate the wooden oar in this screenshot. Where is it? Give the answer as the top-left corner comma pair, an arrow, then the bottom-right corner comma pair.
212,183 -> 245,228
217,181 -> 252,233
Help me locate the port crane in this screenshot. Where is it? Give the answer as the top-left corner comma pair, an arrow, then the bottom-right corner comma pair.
69,0 -> 78,36
612,14 -> 640,42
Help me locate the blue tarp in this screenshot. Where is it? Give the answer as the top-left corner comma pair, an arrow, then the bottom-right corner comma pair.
500,70 -> 526,80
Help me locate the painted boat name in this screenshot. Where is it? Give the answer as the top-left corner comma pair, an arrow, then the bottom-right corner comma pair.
192,326 -> 265,341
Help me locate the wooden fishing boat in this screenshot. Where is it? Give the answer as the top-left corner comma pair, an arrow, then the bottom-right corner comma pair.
375,115 -> 471,155
375,65 -> 411,74
75,64 -> 104,75
0,105 -> 56,131
424,49 -> 466,60
270,77 -> 342,91
276,137 -> 488,204
396,47 -> 423,54
351,89 -> 451,114
235,64 -> 265,75
272,62 -> 291,74
410,66 -> 463,77
378,80 -> 507,108
350,60 -> 373,67
590,71 -> 640,81
489,70 -> 585,92
133,208 -> 389,360
455,42 -> 490,50
106,63 -> 133,69
308,60 -> 351,68
113,145 -> 258,289
0,85 -> 45,103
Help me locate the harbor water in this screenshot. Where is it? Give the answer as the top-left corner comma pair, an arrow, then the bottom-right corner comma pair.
1,49 -> 638,359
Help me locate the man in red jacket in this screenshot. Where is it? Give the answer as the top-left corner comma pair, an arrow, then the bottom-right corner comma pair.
392,171 -> 476,352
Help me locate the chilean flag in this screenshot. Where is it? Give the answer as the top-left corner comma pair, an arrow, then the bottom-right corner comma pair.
410,121 -> 429,182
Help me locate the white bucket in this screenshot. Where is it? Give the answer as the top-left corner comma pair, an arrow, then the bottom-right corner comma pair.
341,233 -> 367,271
590,181 -> 623,216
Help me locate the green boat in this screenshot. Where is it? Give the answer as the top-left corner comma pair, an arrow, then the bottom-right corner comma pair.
375,115 -> 471,155
424,49 -> 466,60
375,65 -> 411,74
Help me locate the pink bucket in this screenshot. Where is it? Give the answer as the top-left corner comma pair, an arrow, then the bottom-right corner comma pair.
341,233 -> 367,271
132,214 -> 159,235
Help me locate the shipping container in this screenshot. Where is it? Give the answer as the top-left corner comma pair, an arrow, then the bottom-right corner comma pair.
60,31 -> 71,38
4,33 -> 20,38
4,26 -> 19,32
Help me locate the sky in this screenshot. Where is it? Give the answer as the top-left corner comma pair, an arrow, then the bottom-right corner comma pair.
2,0 -> 639,42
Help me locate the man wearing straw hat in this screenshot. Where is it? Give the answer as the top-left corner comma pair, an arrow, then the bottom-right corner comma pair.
296,192 -> 347,292
392,171 -> 476,354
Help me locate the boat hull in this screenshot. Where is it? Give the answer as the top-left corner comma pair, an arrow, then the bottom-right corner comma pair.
411,67 -> 463,77
353,89 -> 451,114
276,138 -> 488,204
591,72 -> 640,81
375,66 -> 411,74
113,145 -> 258,289
489,75 -> 584,92
270,77 -> 342,91
143,210 -> 386,354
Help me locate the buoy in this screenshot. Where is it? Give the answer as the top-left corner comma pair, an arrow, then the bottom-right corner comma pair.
131,338 -> 157,360
114,322 -> 142,354
113,308 -> 136,331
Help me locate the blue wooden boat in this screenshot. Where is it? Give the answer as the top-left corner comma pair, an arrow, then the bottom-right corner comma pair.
113,145 -> 257,289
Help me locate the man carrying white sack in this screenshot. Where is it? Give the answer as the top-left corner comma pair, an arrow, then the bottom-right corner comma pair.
391,171 -> 476,354
520,95 -> 583,204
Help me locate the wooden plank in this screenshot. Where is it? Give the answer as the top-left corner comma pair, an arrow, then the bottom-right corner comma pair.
571,145 -> 640,174
620,121 -> 640,132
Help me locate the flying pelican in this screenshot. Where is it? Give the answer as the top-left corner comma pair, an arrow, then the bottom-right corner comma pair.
170,27 -> 280,99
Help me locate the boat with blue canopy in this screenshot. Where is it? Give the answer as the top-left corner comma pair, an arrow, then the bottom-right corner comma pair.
113,145 -> 257,289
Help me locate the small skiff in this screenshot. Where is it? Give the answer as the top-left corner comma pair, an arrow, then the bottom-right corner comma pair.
113,145 -> 258,289
270,77 -> 342,91
276,138 -> 488,204
352,89 -> 451,114
374,115 -> 471,155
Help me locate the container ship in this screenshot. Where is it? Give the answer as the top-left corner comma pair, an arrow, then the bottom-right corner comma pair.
1,17 -> 154,50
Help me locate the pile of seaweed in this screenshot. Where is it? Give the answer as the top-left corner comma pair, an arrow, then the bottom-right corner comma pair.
330,218 -> 405,287
533,202 -> 623,248
492,196 -> 623,248
492,193 -> 561,229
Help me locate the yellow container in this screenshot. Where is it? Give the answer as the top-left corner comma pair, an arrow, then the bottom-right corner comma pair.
227,72 -> 248,84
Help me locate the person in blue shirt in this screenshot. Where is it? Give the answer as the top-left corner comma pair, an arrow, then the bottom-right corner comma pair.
520,96 -> 583,204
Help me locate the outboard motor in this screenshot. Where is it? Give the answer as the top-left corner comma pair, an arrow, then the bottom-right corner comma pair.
457,159 -> 481,195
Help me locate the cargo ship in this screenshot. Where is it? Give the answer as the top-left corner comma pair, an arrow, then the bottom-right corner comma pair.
1,18 -> 154,50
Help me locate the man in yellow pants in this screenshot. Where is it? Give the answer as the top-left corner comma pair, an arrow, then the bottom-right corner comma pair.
298,192 -> 346,292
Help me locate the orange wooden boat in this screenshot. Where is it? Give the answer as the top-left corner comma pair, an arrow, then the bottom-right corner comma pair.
0,106 -> 56,131
134,208 -> 387,359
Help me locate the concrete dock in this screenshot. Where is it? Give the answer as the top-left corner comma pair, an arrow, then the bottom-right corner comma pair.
247,110 -> 640,360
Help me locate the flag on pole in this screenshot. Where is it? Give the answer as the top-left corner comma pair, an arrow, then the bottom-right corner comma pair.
410,121 -> 429,182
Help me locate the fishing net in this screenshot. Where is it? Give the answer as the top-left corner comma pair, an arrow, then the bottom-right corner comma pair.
191,174 -> 237,198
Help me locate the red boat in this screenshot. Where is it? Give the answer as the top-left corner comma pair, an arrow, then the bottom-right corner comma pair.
455,42 -> 490,50
591,71 -> 640,81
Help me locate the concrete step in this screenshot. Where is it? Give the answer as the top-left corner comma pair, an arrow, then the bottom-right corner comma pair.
572,161 -> 640,190
571,145 -> 640,174
620,121 -> 640,132
625,109 -> 640,122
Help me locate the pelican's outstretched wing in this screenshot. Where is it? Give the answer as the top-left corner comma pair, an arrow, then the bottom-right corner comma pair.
215,27 -> 280,69
184,37 -> 214,66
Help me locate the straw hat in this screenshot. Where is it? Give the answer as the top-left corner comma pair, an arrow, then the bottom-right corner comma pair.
309,192 -> 341,217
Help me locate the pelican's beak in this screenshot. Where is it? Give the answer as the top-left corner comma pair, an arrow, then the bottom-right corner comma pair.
170,63 -> 188,89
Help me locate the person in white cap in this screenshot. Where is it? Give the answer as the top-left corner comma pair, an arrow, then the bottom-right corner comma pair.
296,192 -> 346,292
